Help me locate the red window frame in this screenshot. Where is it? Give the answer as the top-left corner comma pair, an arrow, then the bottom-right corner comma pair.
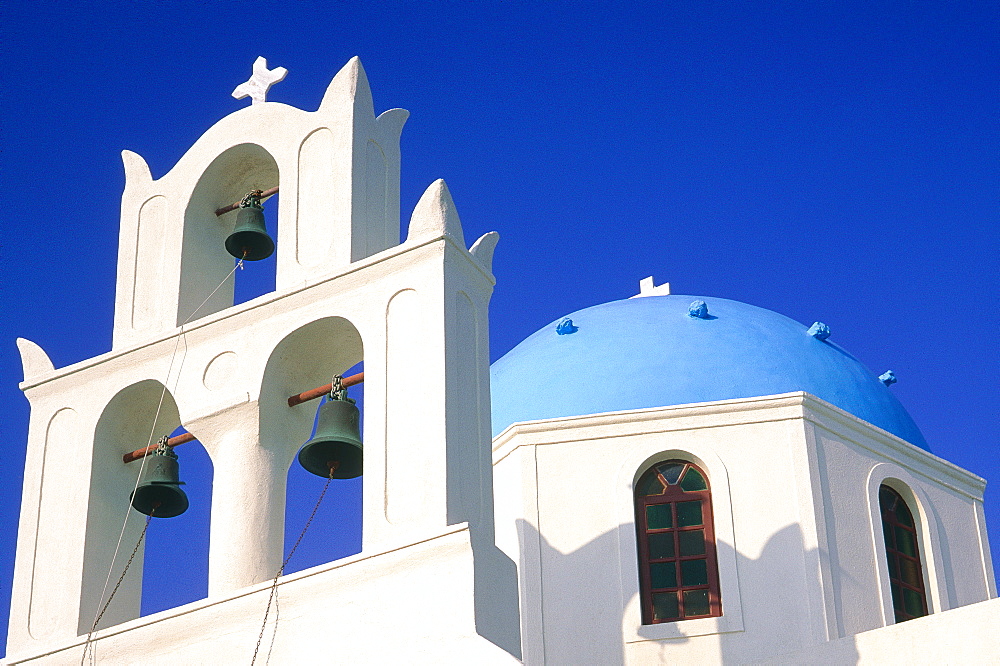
635,460 -> 722,624
879,485 -> 929,622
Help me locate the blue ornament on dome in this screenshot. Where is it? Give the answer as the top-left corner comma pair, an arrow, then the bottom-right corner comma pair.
555,318 -> 579,335
688,300 -> 710,319
807,322 -> 831,340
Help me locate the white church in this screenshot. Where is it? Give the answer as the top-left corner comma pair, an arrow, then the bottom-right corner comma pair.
7,58 -> 998,664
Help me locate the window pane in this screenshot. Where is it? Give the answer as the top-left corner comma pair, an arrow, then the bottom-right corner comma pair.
882,522 -> 894,549
646,504 -> 673,530
652,592 -> 679,621
891,584 -> 902,612
680,559 -> 708,586
886,554 -> 899,580
636,471 -> 665,496
658,462 -> 685,486
676,501 -> 703,527
678,529 -> 706,556
894,526 -> 917,557
895,501 -> 915,528
648,532 -> 675,559
879,485 -> 896,511
680,467 -> 707,491
899,558 -> 922,587
683,589 -> 710,617
650,562 -> 677,589
903,588 -> 925,618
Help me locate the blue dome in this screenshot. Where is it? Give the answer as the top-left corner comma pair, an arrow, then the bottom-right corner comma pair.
490,295 -> 928,450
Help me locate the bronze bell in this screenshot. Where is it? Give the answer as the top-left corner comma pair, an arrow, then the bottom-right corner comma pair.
130,445 -> 189,518
297,393 -> 363,479
225,190 -> 275,261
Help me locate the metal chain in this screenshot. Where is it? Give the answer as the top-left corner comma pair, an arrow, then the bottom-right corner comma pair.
330,374 -> 344,400
240,189 -> 264,209
264,587 -> 280,666
251,467 -> 335,665
81,510 -> 154,665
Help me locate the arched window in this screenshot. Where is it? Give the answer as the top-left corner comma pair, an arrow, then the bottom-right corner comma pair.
879,485 -> 928,622
635,460 -> 722,624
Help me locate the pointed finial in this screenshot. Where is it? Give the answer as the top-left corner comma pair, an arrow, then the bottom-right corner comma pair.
121,150 -> 152,186
406,179 -> 465,245
232,57 -> 288,105
470,231 -> 500,272
16,338 -> 54,384
318,57 -> 374,117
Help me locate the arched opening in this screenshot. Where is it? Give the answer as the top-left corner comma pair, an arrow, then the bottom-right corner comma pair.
81,380 -> 181,633
179,143 -> 279,325
879,484 -> 929,622
634,459 -> 722,624
283,360 -> 364,575
259,317 -> 365,575
139,425 -> 213,617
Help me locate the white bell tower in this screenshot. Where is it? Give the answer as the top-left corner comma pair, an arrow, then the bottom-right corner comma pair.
9,57 -> 520,663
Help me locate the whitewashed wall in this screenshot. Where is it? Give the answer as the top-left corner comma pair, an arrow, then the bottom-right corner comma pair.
492,392 -> 993,665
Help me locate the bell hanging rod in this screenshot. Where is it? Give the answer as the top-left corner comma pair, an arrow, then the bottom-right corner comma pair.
288,371 -> 365,407
122,371 -> 365,463
214,186 -> 280,217
122,432 -> 197,465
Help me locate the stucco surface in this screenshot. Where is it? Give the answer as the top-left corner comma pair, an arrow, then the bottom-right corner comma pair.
491,393 -> 989,664
4,526 -> 518,665
762,597 -> 1000,664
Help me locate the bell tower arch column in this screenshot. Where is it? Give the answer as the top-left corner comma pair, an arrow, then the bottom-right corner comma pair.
187,401 -> 286,595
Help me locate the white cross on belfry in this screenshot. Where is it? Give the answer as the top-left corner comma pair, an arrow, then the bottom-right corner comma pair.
232,56 -> 288,105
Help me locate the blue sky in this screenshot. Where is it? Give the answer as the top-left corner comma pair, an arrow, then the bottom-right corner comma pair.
2,1 -> 997,654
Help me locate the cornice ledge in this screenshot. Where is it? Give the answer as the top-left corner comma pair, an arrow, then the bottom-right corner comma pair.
19,234 -> 471,393
492,392 -> 812,457
799,396 -> 986,492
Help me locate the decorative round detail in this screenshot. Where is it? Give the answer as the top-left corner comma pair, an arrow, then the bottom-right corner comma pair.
203,351 -> 238,391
